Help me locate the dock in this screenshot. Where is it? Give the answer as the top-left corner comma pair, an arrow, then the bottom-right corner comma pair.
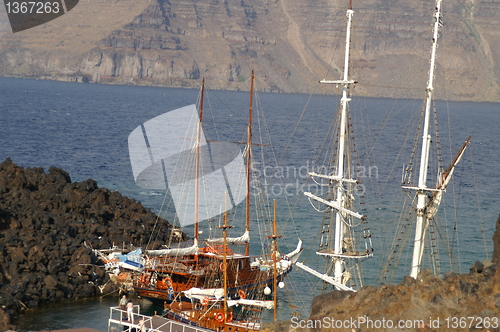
107,306 -> 212,332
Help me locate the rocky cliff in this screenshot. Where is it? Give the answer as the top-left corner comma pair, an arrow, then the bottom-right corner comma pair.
0,0 -> 500,101
0,159 -> 180,331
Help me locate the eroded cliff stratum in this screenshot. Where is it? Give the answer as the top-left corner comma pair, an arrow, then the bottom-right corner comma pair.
0,0 -> 499,101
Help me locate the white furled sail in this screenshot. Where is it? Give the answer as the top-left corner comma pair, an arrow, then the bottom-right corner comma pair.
183,287 -> 225,300
146,239 -> 199,257
206,230 -> 250,243
227,299 -> 275,310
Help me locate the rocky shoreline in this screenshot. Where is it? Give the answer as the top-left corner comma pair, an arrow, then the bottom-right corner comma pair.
263,216 -> 500,332
0,159 -> 181,330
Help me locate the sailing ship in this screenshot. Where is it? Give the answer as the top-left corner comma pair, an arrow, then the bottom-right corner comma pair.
162,202 -> 282,332
293,0 -> 474,294
163,203 -> 279,332
380,0 -> 471,282
129,73 -> 302,305
294,0 -> 374,292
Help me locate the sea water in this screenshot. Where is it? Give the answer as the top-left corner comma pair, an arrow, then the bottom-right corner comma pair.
1,77 -> 499,330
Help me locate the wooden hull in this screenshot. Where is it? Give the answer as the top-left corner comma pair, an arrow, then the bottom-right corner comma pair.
133,252 -> 293,305
163,303 -> 261,332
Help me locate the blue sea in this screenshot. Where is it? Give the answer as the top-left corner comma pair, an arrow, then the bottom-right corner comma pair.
1,76 -> 499,331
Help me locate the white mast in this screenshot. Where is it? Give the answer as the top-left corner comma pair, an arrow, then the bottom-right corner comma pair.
331,1 -> 353,284
301,0 -> 368,288
410,0 -> 443,279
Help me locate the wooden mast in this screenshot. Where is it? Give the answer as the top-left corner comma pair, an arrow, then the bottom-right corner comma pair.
220,210 -> 232,323
268,200 -> 282,321
245,71 -> 254,256
194,78 -> 205,243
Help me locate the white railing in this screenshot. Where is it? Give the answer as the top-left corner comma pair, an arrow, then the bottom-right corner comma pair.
107,306 -> 212,332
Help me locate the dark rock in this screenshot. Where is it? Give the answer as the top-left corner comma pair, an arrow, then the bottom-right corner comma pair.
310,290 -> 352,317
459,279 -> 479,294
0,294 -> 17,310
0,308 -> 16,331
44,275 -> 58,290
444,270 -> 458,281
483,263 -> 496,277
470,260 -> 484,274
430,293 -> 444,304
0,159 -> 182,329
47,167 -> 71,185
493,214 -> 500,264
401,275 -> 416,286
417,268 -> 440,284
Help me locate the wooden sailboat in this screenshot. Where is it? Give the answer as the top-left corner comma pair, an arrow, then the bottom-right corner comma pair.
295,0 -> 374,292
161,216 -> 273,332
132,72 -> 302,305
162,202 -> 281,332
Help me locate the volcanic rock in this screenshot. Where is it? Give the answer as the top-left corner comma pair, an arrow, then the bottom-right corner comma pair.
0,158 -> 181,330
493,214 -> 500,264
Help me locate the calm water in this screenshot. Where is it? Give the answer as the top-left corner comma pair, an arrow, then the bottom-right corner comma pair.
1,77 -> 499,330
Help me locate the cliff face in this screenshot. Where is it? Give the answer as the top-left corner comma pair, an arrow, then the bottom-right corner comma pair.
0,0 -> 500,101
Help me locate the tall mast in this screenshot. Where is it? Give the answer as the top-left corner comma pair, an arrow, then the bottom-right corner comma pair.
410,0 -> 443,279
333,0 -> 354,284
297,0 -> 370,292
194,78 -> 205,242
319,0 -> 356,286
245,70 -> 254,256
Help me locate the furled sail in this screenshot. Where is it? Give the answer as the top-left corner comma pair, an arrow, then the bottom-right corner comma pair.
146,239 -> 199,257
183,287 -> 274,309
206,230 -> 250,243
425,137 -> 470,219
183,287 -> 225,300
227,299 -> 275,309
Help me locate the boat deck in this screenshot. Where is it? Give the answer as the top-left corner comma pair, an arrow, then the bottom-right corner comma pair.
107,306 -> 212,332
